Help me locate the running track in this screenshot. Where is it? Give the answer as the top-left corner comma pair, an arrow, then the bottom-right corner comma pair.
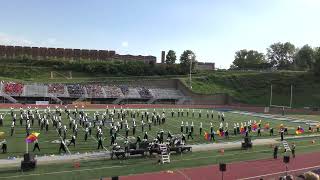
105,151 -> 320,180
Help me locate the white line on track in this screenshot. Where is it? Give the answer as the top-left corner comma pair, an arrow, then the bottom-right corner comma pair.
237,164 -> 320,180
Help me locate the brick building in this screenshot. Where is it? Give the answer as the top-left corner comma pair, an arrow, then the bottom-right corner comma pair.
0,45 -> 156,64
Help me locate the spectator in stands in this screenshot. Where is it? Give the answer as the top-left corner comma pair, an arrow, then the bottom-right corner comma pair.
67,84 -> 84,98
104,86 -> 123,98
138,87 -> 152,98
85,84 -> 104,98
4,82 -> 24,95
48,84 -> 65,95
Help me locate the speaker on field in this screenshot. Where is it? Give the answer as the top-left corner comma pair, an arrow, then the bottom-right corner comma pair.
111,176 -> 119,180
219,163 -> 226,172
283,155 -> 290,164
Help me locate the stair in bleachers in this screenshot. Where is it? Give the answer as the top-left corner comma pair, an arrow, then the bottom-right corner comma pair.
49,94 -> 63,104
1,93 -> 18,103
113,98 -> 123,104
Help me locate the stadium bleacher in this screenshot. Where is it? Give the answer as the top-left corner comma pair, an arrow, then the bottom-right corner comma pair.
149,88 -> 183,99
85,84 -> 105,98
66,84 -> 85,98
0,81 -> 185,103
138,87 -> 153,99
104,86 -> 124,98
3,82 -> 24,96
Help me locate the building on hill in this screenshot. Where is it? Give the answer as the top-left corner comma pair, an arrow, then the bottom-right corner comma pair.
196,62 -> 215,71
0,45 -> 156,64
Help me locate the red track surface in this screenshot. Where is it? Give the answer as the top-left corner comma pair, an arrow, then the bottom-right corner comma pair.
105,151 -> 320,180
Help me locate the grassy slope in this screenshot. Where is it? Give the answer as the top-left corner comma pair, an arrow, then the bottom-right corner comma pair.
182,71 -> 320,108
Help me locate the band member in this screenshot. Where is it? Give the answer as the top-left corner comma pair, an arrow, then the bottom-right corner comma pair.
187,129 -> 193,139
59,139 -> 67,153
144,132 -> 148,140
0,114 -> 3,126
280,129 -> 284,141
148,118 -> 152,131
270,128 -> 274,136
10,122 -> 15,136
1,139 -> 7,153
211,130 -> 215,141
273,145 -> 278,159
291,143 -> 296,158
33,139 -> 40,152
97,136 -> 104,150
181,121 -> 184,133
185,122 -> 189,134
84,127 -> 89,141
191,122 -> 194,133
257,128 -> 261,136
68,135 -> 76,147
110,135 -> 115,145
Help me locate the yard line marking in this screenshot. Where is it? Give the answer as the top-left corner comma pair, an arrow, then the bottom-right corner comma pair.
47,111 -> 71,155
70,115 -> 109,152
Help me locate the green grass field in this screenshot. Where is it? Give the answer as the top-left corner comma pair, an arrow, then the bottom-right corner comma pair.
0,107 -> 317,159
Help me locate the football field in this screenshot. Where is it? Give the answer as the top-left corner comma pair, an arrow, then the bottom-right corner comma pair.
0,107 -> 317,159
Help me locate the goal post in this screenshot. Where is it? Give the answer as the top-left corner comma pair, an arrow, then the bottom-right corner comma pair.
50,71 -> 73,79
269,84 -> 293,109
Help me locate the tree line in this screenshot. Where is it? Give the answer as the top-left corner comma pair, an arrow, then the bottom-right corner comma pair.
230,42 -> 320,75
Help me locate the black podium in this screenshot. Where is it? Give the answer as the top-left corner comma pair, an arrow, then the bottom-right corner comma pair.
241,136 -> 252,149
21,153 -> 37,171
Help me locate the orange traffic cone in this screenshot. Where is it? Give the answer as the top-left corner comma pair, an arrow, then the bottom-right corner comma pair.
220,149 -> 224,155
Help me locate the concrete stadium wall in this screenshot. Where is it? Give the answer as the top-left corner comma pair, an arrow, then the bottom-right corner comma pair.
175,80 -> 229,105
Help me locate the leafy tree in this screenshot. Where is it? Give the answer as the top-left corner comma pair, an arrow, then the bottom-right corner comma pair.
314,47 -> 320,76
165,50 -> 177,64
231,49 -> 266,69
179,50 -> 197,72
267,42 -> 296,69
294,44 -> 314,70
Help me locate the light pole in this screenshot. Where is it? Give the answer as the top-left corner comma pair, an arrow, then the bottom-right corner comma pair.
188,54 -> 193,89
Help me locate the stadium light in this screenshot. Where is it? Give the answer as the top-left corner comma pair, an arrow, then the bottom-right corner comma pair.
188,54 -> 194,89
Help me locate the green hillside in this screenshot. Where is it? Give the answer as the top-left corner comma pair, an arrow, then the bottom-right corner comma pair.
182,71 -> 320,108
1,60 -> 319,108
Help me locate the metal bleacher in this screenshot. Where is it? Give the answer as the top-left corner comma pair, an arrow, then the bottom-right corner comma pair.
0,81 -> 187,103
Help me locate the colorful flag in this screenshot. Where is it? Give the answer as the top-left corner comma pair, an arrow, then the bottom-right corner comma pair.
252,123 -> 258,132
25,132 -> 40,143
295,128 -> 304,135
216,130 -> 224,137
240,127 -> 245,134
204,132 -> 210,141
264,123 -> 270,130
